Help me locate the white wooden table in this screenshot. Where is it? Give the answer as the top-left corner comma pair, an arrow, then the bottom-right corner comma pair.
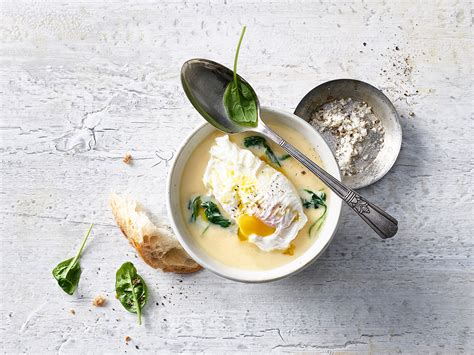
1,1 -> 473,353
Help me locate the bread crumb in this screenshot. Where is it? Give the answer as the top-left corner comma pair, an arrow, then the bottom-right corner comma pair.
123,153 -> 132,164
93,295 -> 107,307
125,336 -> 131,343
69,309 -> 75,315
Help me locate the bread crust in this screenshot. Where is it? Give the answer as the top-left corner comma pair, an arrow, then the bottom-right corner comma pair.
110,193 -> 201,274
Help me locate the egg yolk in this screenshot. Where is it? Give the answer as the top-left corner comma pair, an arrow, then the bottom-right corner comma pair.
259,155 -> 285,174
237,214 -> 276,241
283,243 -> 296,255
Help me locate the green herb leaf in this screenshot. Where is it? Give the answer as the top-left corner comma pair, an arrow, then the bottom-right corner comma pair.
200,224 -> 210,236
244,135 -> 282,167
301,190 -> 328,237
188,197 -> 230,228
52,258 -> 82,295
200,201 -> 231,228
115,262 -> 148,325
301,189 -> 326,209
223,26 -> 258,127
308,204 -> 327,237
188,196 -> 202,222
52,224 -> 93,295
279,154 -> 291,161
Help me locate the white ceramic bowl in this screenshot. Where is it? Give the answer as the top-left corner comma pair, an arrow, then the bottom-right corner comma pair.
167,106 -> 342,283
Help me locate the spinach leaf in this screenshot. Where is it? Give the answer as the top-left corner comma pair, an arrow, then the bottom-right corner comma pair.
115,262 -> 148,325
223,26 -> 258,127
200,201 -> 231,228
188,196 -> 202,222
308,204 -> 327,237
188,197 -> 231,228
244,135 -> 281,167
52,224 -> 93,295
301,190 -> 327,237
301,189 -> 326,209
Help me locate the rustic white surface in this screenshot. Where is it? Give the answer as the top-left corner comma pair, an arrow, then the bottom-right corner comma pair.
1,0 -> 473,353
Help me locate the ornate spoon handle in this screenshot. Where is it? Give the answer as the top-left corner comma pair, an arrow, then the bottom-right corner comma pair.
258,123 -> 398,239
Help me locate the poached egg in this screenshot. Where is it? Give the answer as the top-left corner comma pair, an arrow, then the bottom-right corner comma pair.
203,135 -> 307,251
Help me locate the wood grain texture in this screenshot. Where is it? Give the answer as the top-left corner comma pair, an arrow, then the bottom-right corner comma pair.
0,0 -> 472,353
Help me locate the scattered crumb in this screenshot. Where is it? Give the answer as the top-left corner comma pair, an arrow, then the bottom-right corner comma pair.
409,111 -> 415,117
135,345 -> 140,350
125,336 -> 131,343
93,295 -> 107,307
123,153 -> 133,164
301,171 -> 306,175
69,309 -> 76,315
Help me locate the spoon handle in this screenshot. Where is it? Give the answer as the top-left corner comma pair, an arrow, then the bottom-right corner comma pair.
259,124 -> 398,239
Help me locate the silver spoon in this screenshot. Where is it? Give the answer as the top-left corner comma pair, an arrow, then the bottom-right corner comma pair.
181,58 -> 398,239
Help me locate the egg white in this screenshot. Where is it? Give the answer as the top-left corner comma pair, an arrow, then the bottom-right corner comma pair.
203,135 -> 307,251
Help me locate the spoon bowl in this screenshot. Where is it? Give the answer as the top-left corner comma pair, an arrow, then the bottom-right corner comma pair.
181,59 -> 259,134
180,59 -> 398,239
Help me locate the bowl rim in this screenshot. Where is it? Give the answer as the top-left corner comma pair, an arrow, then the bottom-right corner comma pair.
294,78 -> 402,189
166,106 -> 342,283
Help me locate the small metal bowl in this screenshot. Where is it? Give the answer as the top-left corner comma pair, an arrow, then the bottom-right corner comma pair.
294,79 -> 402,189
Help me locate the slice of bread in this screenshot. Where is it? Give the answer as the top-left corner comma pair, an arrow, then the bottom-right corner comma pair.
110,193 -> 201,274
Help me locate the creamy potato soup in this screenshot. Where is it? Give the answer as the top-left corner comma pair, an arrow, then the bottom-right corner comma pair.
180,123 -> 328,270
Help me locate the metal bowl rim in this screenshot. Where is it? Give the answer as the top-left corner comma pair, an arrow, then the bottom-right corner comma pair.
294,78 -> 402,189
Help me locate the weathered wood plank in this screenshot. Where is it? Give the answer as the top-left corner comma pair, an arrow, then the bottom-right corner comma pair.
1,0 -> 472,353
